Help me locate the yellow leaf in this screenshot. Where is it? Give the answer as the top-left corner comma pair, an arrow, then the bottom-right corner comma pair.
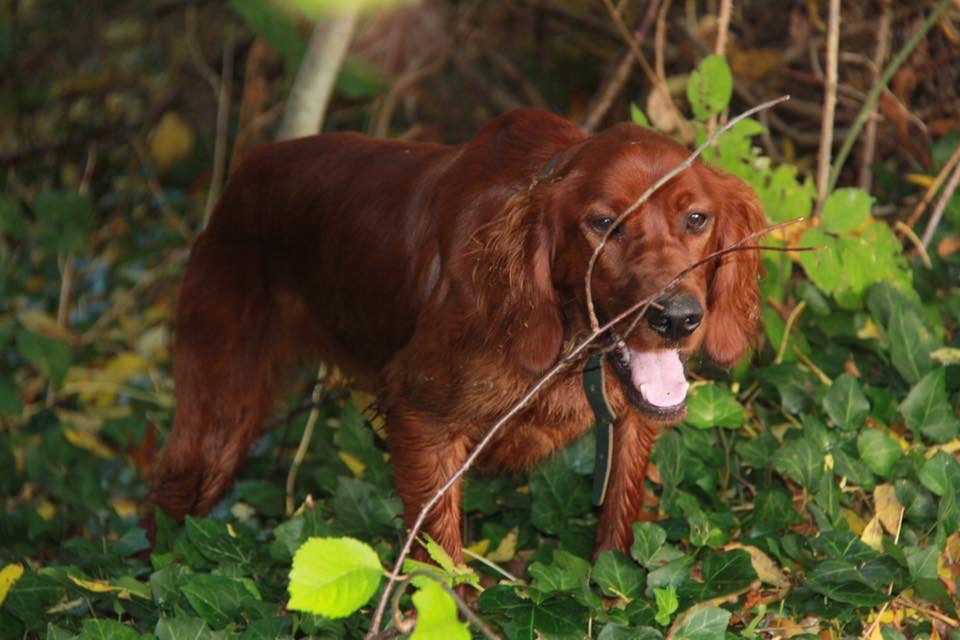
68,574 -> 115,593
110,498 -> 138,519
487,528 -> 518,564
860,515 -> 884,552
842,508 -> 867,534
465,539 -> 490,557
37,498 -> 56,521
857,318 -> 882,340
63,428 -> 114,459
17,310 -> 74,341
104,352 -> 147,378
931,347 -> 960,365
874,484 -> 904,535
0,564 -> 24,605
905,173 -> 935,188
338,451 -> 365,477
149,112 -> 195,172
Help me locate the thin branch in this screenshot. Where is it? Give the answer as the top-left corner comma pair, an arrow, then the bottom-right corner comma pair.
585,95 -> 791,332
815,0 -> 840,215
203,33 -> 233,227
920,153 -> 960,249
903,140 -> 960,230
828,0 -> 952,193
366,215 -> 804,636
600,0 -> 694,141
858,0 -> 891,192
706,0 -> 732,137
285,368 -> 325,516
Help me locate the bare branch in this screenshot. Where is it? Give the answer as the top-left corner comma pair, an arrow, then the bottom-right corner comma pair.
814,0 -> 840,214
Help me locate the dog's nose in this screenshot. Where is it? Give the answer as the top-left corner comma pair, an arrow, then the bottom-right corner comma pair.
646,293 -> 703,341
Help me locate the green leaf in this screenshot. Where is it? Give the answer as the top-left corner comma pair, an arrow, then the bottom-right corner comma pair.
918,450 -> 960,496
684,383 -> 745,429
0,194 -> 27,238
529,455 -> 591,534
652,430 -> 684,490
528,549 -> 591,593
593,550 -> 645,599
0,378 -> 23,416
34,190 -> 93,255
185,516 -> 255,566
673,607 -> 731,640
772,437 -> 823,490
181,573 -> 259,628
798,228 -> 841,293
905,545 -> 939,581
899,369 -> 958,443
630,522 -> 667,566
155,616 -> 210,640
287,537 -> 382,619
478,586 -> 587,637
79,619 -> 141,640
630,102 -> 650,127
332,476 -> 402,537
822,374 -> 870,430
653,586 -> 678,626
806,560 -> 888,606
887,306 -> 934,384
820,188 -> 872,234
15,329 -> 72,386
700,549 -> 757,597
686,54 -> 732,120
229,0 -> 305,73
410,580 -> 470,640
856,429 -> 902,478
598,624 -> 663,640
336,56 -> 385,99
240,617 -> 292,640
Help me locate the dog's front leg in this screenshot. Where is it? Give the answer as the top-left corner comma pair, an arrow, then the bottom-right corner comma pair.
386,411 -> 469,564
593,411 -> 659,557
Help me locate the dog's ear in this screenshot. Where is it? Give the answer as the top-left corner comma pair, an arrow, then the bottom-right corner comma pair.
478,192 -> 563,374
704,174 -> 766,368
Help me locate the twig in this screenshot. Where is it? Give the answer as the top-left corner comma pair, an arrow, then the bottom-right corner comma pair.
815,0 -> 840,215
581,0 -> 662,133
278,8 -> 359,140
920,153 -> 960,248
774,301 -> 806,365
858,0 -> 891,192
584,95 -> 791,331
600,0 -> 694,141
462,548 -> 519,582
203,33 -> 233,227
366,216 -> 803,637
894,221 -> 931,268
285,368 -> 326,516
185,7 -> 219,94
903,141 -> 960,230
828,0 -> 952,193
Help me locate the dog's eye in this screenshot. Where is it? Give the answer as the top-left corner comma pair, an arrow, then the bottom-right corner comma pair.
685,212 -> 710,233
588,216 -> 623,237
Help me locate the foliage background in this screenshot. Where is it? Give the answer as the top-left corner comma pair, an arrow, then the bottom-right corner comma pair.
1,1 -> 959,638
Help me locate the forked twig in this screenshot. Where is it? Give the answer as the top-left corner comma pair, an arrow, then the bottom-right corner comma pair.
366,216 -> 806,636
584,95 -> 790,332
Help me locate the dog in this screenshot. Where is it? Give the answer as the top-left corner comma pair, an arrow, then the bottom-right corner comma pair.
149,108 -> 765,560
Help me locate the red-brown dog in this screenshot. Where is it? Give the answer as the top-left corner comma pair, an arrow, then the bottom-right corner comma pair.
149,108 -> 764,559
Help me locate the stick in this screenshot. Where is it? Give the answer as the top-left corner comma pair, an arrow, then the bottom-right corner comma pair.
815,0 -> 840,215
920,154 -> 960,249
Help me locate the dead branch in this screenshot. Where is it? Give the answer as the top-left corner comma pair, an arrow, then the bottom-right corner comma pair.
858,0 -> 892,192
815,0 -> 841,214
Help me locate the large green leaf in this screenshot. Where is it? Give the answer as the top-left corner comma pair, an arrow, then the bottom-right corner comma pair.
899,369 -> 958,442
687,54 -> 732,120
822,373 -> 869,430
593,550 -> 645,599
672,606 -> 731,640
410,580 -> 470,640
820,188 -> 872,234
887,306 -> 934,384
287,537 -> 382,619
684,383 -> 744,429
772,437 -> 823,490
856,429 -> 902,478
529,455 -> 591,534
798,228 -> 841,293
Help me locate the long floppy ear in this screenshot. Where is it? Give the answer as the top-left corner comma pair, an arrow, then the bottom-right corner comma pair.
704,174 -> 767,368
477,191 -> 563,373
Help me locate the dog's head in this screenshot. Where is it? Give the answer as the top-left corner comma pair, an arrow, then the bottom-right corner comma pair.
484,123 -> 766,421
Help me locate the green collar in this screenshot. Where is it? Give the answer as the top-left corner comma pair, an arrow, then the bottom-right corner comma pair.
583,353 -> 616,506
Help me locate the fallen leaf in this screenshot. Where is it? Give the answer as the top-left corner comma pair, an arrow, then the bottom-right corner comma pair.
874,484 -> 904,535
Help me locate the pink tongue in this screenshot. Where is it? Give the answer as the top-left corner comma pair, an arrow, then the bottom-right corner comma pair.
629,349 -> 689,408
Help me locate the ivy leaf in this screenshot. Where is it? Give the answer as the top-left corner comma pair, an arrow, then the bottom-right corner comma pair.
856,429 -> 902,478
593,550 -> 645,599
185,516 -> 255,566
806,560 -> 888,606
528,549 -> 590,593
410,580 -> 470,640
181,574 -> 259,628
16,329 -> 72,386
822,374 -> 869,430
887,306 -> 934,384
672,606 -> 731,640
917,451 -> 960,496
79,619 -> 141,640
478,586 -> 587,637
287,537 -> 382,619
798,228 -> 841,293
687,54 -> 732,120
630,522 -> 668,566
653,586 -> 679,626
772,437 -> 823,490
899,369 -> 958,443
529,455 -> 591,534
820,188 -> 872,234
684,383 -> 744,429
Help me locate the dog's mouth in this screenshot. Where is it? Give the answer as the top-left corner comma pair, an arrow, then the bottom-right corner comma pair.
607,334 -> 689,421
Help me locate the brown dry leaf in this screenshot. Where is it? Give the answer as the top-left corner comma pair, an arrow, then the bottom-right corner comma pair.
729,48 -> 783,80
486,528 -> 518,563
726,543 -> 790,588
149,112 -> 195,172
937,235 -> 960,257
874,484 -> 904,535
646,86 -> 682,135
